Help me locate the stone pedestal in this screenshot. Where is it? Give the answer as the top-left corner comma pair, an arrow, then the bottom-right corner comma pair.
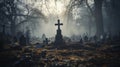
54,29 -> 64,45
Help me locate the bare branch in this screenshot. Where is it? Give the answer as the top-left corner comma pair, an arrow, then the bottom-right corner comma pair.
85,0 -> 94,16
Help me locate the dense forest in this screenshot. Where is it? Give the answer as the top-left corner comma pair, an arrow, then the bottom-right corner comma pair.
0,0 -> 120,37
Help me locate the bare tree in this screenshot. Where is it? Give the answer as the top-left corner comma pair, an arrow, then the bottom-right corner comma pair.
67,0 -> 104,37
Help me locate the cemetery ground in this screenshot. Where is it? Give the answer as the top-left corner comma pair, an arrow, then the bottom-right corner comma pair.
0,41 -> 120,67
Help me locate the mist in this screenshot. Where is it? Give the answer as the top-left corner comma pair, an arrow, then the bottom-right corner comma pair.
15,0 -> 95,38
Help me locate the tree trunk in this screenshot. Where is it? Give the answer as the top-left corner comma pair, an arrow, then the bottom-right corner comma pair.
11,20 -> 16,36
94,0 -> 104,37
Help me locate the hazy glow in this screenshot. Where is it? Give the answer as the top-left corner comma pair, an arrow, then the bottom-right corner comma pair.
35,0 -> 70,37
56,1 -> 65,15
21,0 -> 95,38
30,0 -> 68,17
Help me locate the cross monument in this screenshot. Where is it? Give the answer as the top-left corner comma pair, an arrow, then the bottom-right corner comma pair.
54,19 -> 65,46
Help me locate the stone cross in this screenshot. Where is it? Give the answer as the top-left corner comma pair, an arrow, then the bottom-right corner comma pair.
55,19 -> 63,30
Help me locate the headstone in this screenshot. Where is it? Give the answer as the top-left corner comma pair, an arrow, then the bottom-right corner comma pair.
93,35 -> 97,43
84,35 -> 88,42
79,38 -> 83,44
43,38 -> 50,45
13,36 -> 17,43
42,34 -> 46,41
100,34 -> 104,43
2,24 -> 5,34
54,19 -> 65,46
19,35 -> 26,46
26,29 -> 30,45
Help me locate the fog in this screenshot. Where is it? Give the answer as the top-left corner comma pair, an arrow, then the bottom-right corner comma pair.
17,0 -> 95,38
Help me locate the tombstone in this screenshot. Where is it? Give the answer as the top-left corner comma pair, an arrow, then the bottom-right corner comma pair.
93,35 -> 97,43
68,38 -> 72,43
84,35 -> 88,42
16,31 -> 23,41
54,19 -> 65,46
19,35 -> 26,46
0,24 -> 7,49
2,24 -> 5,34
100,34 -> 105,43
26,29 -> 30,45
71,35 -> 74,41
13,36 -> 17,43
43,38 -> 50,45
79,36 -> 83,44
106,33 -> 111,42
79,38 -> 83,44
0,24 -> 6,41
42,34 -> 46,41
